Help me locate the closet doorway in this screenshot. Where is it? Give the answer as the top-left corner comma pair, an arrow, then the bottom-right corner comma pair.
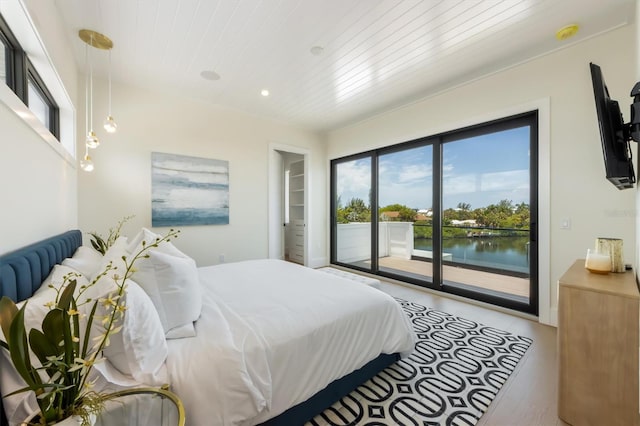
268,145 -> 309,266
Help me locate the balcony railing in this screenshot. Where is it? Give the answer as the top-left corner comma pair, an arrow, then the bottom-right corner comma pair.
336,222 -> 530,276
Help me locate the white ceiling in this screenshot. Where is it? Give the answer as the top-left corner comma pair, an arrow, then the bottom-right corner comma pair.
53,0 -> 635,133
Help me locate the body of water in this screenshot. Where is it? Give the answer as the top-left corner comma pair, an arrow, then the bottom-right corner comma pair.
414,236 -> 530,274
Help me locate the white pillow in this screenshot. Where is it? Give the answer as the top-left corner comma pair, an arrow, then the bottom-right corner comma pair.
126,227 -> 162,254
165,322 -> 196,339
84,277 -> 167,385
132,250 -> 202,335
128,227 -> 187,259
62,246 -> 103,279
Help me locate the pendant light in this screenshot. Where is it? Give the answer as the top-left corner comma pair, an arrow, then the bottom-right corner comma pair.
80,146 -> 94,172
78,29 -> 114,171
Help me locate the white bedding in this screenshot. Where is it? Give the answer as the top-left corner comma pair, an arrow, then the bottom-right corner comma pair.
166,259 -> 416,426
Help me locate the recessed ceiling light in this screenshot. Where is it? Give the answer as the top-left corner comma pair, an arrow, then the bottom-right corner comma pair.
200,70 -> 221,81
310,45 -> 324,56
556,24 -> 579,41
261,89 -> 270,97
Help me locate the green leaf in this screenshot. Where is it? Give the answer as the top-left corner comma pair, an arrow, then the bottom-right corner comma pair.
8,304 -> 41,388
0,296 -> 18,343
71,298 -> 80,357
89,233 -> 108,255
29,329 -> 58,371
61,309 -> 73,368
90,239 -> 101,253
82,300 -> 99,358
3,381 -> 65,397
57,279 -> 77,311
42,309 -> 65,354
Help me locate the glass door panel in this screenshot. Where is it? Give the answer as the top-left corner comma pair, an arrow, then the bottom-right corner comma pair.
378,145 -> 433,282
334,157 -> 373,270
442,126 -> 532,305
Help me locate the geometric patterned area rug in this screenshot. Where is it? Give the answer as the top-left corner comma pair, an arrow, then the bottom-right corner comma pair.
307,298 -> 533,426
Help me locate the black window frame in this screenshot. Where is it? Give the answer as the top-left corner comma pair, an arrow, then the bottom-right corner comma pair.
0,12 -> 60,140
0,31 -> 10,86
330,111 -> 539,315
27,59 -> 60,138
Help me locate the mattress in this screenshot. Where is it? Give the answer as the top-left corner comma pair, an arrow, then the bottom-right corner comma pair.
165,259 -> 415,426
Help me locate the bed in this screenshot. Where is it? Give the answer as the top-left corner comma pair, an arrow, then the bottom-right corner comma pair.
0,230 -> 415,426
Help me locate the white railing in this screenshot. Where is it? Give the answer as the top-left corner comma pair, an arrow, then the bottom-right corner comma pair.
336,222 -> 414,263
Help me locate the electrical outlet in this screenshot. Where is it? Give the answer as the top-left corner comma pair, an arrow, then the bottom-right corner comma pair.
219,254 -> 225,263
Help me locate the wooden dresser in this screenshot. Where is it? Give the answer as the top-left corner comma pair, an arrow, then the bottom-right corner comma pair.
558,260 -> 639,426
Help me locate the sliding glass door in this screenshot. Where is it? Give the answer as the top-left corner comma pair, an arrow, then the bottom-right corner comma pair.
441,118 -> 537,309
333,155 -> 373,271
331,112 -> 538,314
378,144 -> 433,283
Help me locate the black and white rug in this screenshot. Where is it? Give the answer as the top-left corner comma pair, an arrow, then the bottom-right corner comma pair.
308,298 -> 533,426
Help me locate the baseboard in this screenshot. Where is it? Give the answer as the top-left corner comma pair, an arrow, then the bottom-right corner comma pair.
308,257 -> 328,269
547,307 -> 558,327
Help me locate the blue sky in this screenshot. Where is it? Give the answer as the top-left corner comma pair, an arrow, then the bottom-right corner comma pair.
336,126 -> 530,210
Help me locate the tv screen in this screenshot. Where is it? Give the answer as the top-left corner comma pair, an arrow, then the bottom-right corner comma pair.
589,62 -> 635,190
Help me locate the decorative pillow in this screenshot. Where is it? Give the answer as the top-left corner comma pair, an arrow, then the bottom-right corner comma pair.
84,277 -> 167,385
62,246 -> 103,279
131,249 -> 202,335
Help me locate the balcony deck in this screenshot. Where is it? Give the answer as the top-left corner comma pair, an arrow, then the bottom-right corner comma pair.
375,256 -> 529,300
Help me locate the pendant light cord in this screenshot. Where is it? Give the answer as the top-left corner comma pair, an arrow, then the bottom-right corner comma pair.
89,34 -> 94,132
108,49 -> 112,115
85,42 -> 89,136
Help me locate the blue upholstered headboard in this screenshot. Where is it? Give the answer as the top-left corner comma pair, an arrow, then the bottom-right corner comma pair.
0,230 -> 82,304
0,230 -> 82,426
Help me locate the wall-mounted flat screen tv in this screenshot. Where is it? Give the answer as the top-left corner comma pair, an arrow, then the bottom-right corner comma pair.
589,62 -> 636,190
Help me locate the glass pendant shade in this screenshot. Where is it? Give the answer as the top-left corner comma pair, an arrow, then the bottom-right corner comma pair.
103,115 -> 117,133
85,131 -> 99,148
80,154 -> 94,172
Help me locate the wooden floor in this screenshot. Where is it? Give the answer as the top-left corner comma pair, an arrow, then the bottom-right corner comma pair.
376,256 -> 530,299
377,279 -> 567,426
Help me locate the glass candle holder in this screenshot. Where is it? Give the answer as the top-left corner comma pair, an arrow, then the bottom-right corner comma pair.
585,249 -> 611,274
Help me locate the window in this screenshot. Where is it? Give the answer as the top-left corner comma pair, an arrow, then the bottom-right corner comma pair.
0,40 -> 7,85
27,77 -> 48,127
0,12 -> 60,140
27,62 -> 59,137
331,112 -> 539,315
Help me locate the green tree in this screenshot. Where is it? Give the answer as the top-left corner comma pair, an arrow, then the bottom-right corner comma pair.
506,202 -> 530,228
479,199 -> 515,227
379,204 -> 416,221
337,197 -> 371,223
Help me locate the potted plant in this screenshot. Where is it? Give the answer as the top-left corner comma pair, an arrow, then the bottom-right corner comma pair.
0,227 -> 179,426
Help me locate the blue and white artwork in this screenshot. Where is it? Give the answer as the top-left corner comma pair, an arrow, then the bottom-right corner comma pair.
151,152 -> 229,226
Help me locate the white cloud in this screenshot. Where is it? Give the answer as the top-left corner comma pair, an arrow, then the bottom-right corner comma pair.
444,169 -> 528,195
336,160 -> 371,201
397,164 -> 432,183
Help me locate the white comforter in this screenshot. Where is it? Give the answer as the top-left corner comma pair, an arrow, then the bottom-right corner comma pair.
165,259 -> 415,426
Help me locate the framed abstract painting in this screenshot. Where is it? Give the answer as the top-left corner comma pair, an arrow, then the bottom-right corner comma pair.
151,152 -> 229,226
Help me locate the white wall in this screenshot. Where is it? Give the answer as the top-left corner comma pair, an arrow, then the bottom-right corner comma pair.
326,25 -> 637,324
0,1 -> 79,254
78,81 -> 326,267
